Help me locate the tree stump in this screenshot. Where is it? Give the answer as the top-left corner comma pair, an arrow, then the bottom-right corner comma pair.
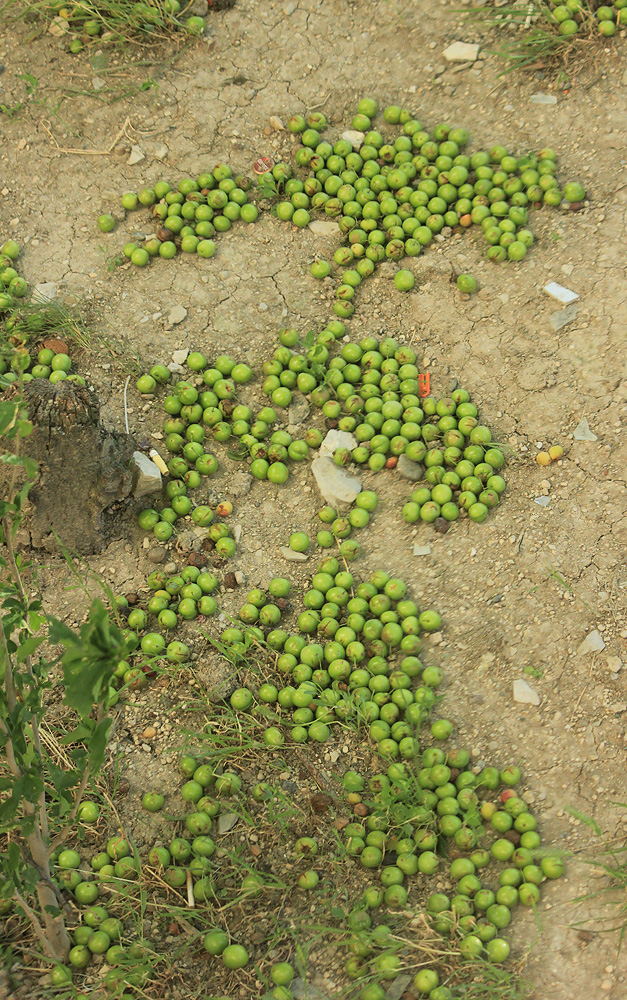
3,380 -> 135,555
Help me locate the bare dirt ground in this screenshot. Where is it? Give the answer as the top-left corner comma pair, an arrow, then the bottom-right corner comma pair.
1,1 -> 627,999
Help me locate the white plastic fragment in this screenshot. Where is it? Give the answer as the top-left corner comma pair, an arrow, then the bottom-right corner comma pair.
573,417 -> 597,442
530,93 -> 557,105
578,629 -> 606,654
513,679 -> 541,706
543,282 -> 579,305
534,496 -> 550,506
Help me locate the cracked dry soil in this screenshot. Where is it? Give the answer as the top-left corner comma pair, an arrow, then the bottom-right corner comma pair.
1,1 -> 627,999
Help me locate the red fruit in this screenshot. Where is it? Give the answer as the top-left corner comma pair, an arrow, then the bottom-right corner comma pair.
501,789 -> 518,804
385,456 -> 398,469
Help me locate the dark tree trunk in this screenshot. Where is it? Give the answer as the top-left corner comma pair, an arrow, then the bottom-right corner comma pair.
4,380 -> 134,555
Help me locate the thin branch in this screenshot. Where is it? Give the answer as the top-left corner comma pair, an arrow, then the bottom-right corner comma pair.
48,767 -> 90,856
0,716 -> 21,778
11,887 -> 53,958
2,516 -> 26,606
0,611 -> 18,714
3,517 -> 50,842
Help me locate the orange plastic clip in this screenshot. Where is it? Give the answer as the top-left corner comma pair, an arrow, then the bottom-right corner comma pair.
418,373 -> 430,398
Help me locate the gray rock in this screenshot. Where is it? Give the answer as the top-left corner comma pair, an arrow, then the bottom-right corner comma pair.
291,980 -> 331,1000
319,429 -> 358,459
280,546 -> 309,562
196,654 -> 237,703
288,396 -> 310,428
171,348 -> 189,364
92,76 -> 106,91
513,679 -> 541,706
396,454 -> 425,481
128,144 -> 145,165
311,457 -> 361,507
167,362 -> 187,374
32,282 -> 58,303
217,812 -> 238,834
228,471 -> 253,497
550,303 -> 578,331
168,307 -> 188,327
176,526 -> 212,551
188,0 -> 208,14
154,143 -> 168,160
132,451 -> 162,498
147,547 -> 165,564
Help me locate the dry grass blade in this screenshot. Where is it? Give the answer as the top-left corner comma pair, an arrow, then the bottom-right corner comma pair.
457,0 -> 610,75
0,0 -> 204,45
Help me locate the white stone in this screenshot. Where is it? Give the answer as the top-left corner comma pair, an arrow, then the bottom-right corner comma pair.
307,220 -> 340,236
513,679 -> 541,706
154,143 -> 168,160
128,144 -> 145,165
311,457 -> 361,507
413,543 -> 432,556
92,77 -> 106,92
534,496 -> 550,506
168,306 -> 188,326
48,16 -> 69,35
171,348 -> 189,364
131,451 -> 162,498
340,130 -> 365,150
543,282 -> 578,305
606,656 -> 622,673
573,417 -> 597,442
167,362 -> 186,374
269,116 -> 285,131
578,629 -> 605,654
443,41 -> 480,63
280,546 -> 308,562
530,93 -> 557,105
32,282 -> 57,303
319,429 -> 358,459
